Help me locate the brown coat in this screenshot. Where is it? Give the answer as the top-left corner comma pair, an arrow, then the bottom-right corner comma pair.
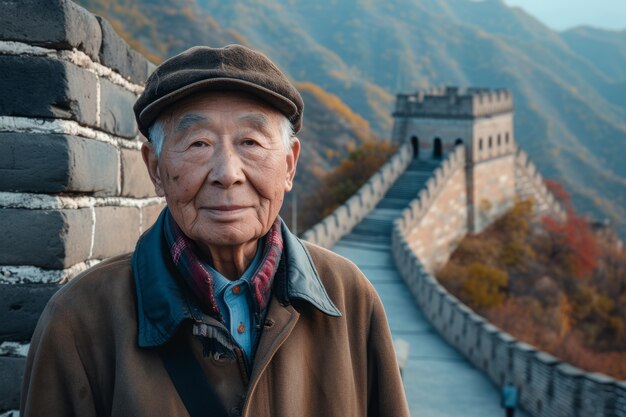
21,238 -> 409,417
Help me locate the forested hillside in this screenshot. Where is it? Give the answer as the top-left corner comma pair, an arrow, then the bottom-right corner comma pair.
77,0 -> 626,236
437,193 -> 626,379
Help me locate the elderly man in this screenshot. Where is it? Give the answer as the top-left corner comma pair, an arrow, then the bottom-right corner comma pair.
21,45 -> 409,417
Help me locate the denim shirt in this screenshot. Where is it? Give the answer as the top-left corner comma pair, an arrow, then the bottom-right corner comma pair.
209,240 -> 264,363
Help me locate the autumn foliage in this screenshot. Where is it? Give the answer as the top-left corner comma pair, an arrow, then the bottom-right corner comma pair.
298,141 -> 396,230
436,184 -> 626,379
541,180 -> 597,277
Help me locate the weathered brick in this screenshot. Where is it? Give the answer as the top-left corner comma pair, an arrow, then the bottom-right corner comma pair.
92,207 -> 141,259
0,55 -> 98,126
96,16 -> 151,84
0,209 -> 92,269
0,0 -> 102,61
0,356 -> 25,411
120,148 -> 155,198
141,203 -> 165,233
0,133 -> 118,194
0,284 -> 59,342
99,78 -> 139,138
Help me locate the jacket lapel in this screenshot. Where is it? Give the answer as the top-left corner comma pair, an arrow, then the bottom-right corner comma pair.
132,209 -> 202,348
280,220 -> 342,317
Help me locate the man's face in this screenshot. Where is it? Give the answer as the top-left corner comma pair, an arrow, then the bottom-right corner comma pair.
142,91 -> 300,253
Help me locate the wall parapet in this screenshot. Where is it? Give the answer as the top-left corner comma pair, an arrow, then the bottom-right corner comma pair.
393,86 -> 513,120
301,140 -> 413,247
391,155 -> 625,416
400,145 -> 467,273
514,146 -> 565,219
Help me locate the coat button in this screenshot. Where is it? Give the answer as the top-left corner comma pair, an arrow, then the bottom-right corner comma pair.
237,323 -> 245,334
232,285 -> 241,294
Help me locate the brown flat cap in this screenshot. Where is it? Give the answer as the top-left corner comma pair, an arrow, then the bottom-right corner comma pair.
134,44 -> 304,138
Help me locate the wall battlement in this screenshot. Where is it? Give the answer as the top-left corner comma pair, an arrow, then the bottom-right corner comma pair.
302,141 -> 624,416
394,86 -> 513,119
301,141 -> 413,247
390,153 -> 626,415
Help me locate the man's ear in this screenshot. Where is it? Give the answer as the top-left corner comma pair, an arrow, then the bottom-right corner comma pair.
285,138 -> 300,192
141,142 -> 165,197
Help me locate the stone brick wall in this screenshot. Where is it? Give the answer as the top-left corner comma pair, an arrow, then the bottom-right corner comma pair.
0,1 -> 164,411
393,86 -> 513,120
515,147 -> 565,218
470,154 -> 517,232
301,140 -> 413,247
391,152 -> 625,416
403,146 -> 467,273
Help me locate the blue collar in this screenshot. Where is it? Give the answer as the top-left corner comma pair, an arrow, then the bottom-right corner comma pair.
131,209 -> 341,348
210,235 -> 263,300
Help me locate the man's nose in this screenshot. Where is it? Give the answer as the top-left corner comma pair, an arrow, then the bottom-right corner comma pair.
208,147 -> 245,188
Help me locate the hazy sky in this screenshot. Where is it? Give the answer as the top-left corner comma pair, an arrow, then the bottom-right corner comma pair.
503,0 -> 626,31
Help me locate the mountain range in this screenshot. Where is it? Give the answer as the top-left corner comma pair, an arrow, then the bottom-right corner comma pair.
77,0 -> 626,237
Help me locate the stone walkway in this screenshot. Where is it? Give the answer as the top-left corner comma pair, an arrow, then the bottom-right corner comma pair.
332,159 -> 529,416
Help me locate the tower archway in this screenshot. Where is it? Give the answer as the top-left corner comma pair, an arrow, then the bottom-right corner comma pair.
433,137 -> 443,159
411,136 -> 420,159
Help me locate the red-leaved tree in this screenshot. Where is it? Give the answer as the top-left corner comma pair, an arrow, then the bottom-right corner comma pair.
542,180 -> 597,277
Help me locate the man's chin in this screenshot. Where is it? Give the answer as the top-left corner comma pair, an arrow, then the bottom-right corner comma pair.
196,222 -> 263,249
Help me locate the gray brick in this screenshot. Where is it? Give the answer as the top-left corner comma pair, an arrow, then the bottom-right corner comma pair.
120,148 -> 155,198
92,207 -> 140,259
0,209 -> 92,269
96,16 -> 151,84
0,55 -> 98,126
0,133 -> 118,194
141,203 -> 165,233
0,0 -> 101,61
0,284 -> 59,342
0,356 -> 25,411
99,78 -> 139,138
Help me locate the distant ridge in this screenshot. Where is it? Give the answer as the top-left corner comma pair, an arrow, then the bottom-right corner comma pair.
77,0 -> 626,237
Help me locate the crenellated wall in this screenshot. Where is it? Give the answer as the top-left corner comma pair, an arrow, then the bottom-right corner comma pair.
301,140 -> 413,247
0,0 -> 164,411
301,134 -> 625,415
403,146 -> 467,272
390,150 -> 625,417
515,147 -> 565,218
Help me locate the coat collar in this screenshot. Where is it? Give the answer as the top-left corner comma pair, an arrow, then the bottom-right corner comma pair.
131,209 -> 341,348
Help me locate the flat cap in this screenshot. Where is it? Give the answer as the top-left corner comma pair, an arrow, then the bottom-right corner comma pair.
134,44 -> 304,138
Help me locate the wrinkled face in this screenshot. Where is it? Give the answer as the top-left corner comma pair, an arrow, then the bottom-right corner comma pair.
143,92 -> 300,252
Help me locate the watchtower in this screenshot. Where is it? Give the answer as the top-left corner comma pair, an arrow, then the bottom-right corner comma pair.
391,87 -> 517,231
391,86 -> 515,161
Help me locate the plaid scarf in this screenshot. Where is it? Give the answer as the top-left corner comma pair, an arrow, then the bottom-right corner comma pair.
163,210 -> 283,322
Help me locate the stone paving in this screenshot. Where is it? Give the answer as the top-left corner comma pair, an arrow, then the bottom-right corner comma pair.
331,159 -> 529,417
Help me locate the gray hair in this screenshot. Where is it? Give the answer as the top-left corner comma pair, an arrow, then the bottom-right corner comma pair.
148,114 -> 296,156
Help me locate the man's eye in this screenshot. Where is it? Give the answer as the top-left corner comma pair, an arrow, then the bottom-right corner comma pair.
190,141 -> 208,148
242,139 -> 257,146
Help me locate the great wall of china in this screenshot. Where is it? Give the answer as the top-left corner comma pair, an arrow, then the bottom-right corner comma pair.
0,1 -> 624,415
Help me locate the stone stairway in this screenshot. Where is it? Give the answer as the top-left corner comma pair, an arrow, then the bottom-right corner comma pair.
340,159 -> 440,246
331,158 -> 530,417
